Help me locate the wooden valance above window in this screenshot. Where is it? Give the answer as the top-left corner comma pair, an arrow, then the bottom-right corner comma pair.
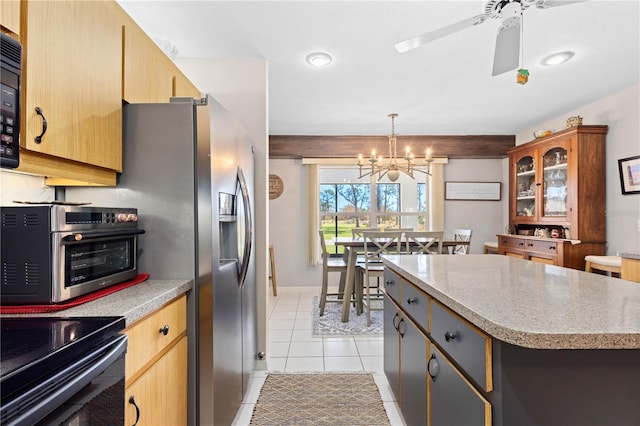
269,135 -> 514,159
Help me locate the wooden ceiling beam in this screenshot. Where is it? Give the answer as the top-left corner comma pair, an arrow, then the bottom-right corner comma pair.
269,135 -> 515,159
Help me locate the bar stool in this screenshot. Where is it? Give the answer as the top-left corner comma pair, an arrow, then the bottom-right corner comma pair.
585,255 -> 622,278
269,244 -> 277,296
484,241 -> 499,254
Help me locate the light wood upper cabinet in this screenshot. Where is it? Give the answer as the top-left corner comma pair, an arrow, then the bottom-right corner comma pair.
1,0 -> 20,35
123,21 -> 174,104
174,68 -> 202,99
20,0 -> 122,172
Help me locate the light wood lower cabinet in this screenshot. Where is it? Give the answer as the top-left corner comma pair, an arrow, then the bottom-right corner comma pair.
124,295 -> 187,426
125,337 -> 187,426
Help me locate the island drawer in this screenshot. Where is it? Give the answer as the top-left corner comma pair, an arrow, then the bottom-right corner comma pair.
401,280 -> 428,331
124,295 -> 187,381
525,239 -> 558,254
430,299 -> 492,392
384,268 -> 401,303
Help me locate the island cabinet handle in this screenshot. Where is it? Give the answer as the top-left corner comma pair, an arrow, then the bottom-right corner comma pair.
392,313 -> 400,331
128,396 -> 141,426
444,331 -> 457,342
398,318 -> 406,338
549,246 -> 555,250
518,242 -> 524,246
406,297 -> 417,305
159,324 -> 170,336
385,279 -> 395,286
427,354 -> 439,381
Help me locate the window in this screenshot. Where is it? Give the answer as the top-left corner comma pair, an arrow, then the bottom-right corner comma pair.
319,166 -> 430,254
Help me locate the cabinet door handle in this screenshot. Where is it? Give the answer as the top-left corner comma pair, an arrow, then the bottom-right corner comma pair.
427,353 -> 439,382
159,324 -> 170,335
518,242 -> 524,246
406,297 -> 417,305
34,107 -> 48,144
385,279 -> 395,286
444,330 -> 457,342
392,313 -> 400,331
128,396 -> 141,426
549,246 -> 555,250
528,243 -> 534,247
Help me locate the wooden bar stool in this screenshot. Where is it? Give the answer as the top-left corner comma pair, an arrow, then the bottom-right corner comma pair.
585,255 -> 622,278
484,241 -> 499,254
269,244 -> 277,296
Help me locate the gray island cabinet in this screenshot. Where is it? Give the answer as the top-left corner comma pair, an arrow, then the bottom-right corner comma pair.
382,254 -> 640,426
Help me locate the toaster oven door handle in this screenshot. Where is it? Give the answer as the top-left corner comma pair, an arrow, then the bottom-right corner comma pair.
62,228 -> 145,243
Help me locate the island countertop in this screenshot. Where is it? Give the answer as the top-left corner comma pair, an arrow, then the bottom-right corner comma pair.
382,254 -> 640,349
1,279 -> 193,325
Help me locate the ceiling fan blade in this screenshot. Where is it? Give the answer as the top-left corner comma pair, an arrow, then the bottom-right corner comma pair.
394,14 -> 489,53
536,0 -> 589,9
492,17 -> 521,76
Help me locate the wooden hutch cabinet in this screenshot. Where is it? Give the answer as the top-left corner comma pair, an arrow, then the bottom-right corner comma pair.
498,125 -> 608,270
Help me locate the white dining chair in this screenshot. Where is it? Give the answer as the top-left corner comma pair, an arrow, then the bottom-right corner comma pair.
357,231 -> 403,326
351,227 -> 381,238
404,231 -> 444,255
452,229 -> 472,254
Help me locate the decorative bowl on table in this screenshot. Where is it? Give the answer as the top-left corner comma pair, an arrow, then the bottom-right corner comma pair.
533,129 -> 553,138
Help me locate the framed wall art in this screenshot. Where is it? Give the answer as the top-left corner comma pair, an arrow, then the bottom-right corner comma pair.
618,155 -> 640,195
445,181 -> 501,201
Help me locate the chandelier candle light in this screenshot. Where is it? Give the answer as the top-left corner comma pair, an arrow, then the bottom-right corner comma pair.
357,113 -> 433,182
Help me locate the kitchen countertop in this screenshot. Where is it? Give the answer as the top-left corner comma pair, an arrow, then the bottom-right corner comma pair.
620,252 -> 640,260
1,279 -> 192,326
382,254 -> 640,350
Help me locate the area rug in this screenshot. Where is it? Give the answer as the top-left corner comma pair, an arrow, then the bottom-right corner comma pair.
311,296 -> 383,337
250,373 -> 390,425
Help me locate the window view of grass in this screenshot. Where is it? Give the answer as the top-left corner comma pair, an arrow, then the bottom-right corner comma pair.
319,167 -> 430,255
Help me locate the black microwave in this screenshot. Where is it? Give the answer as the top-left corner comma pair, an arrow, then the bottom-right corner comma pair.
1,33 -> 21,169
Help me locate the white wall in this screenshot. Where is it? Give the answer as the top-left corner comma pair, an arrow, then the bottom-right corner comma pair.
515,84 -> 640,254
0,171 -> 53,205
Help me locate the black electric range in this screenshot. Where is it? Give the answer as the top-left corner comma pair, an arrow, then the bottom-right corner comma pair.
1,316 -> 127,425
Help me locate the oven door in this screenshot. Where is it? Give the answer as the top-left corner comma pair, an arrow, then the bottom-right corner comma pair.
1,333 -> 127,426
53,229 -> 145,302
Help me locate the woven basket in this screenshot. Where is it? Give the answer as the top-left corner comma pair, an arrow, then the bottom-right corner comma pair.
565,116 -> 583,128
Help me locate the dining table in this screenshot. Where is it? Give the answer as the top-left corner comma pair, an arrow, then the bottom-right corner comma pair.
331,236 -> 470,322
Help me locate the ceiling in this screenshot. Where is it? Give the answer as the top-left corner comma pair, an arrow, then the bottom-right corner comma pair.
117,0 -> 639,136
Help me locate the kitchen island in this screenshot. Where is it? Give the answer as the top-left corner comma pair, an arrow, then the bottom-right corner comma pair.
381,254 -> 639,426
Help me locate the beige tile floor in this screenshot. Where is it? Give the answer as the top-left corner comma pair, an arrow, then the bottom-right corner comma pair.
232,286 -> 406,425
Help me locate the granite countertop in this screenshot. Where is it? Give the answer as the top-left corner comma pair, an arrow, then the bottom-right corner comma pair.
620,252 -> 640,260
1,279 -> 193,326
382,254 -> 640,350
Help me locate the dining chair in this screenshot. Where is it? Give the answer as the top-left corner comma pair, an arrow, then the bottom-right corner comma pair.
357,231 -> 403,326
318,230 -> 351,316
404,231 -> 444,255
351,227 -> 381,238
452,229 -> 472,254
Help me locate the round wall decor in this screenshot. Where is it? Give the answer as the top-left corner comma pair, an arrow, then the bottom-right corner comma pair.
269,174 -> 284,199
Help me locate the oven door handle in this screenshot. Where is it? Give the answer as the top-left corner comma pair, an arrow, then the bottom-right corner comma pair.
3,334 -> 128,426
62,228 -> 146,243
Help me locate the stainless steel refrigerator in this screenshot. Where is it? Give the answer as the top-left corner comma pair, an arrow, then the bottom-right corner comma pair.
67,96 -> 256,426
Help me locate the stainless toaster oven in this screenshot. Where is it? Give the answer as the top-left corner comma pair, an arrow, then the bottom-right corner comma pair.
1,205 -> 145,304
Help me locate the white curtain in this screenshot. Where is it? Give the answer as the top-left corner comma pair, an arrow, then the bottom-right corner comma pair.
429,163 -> 445,231
306,164 -> 319,265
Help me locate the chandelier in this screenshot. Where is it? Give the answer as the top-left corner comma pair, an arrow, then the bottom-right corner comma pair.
357,113 -> 433,182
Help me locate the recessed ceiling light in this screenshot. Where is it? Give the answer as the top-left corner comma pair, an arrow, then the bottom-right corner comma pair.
541,51 -> 575,66
306,52 -> 332,67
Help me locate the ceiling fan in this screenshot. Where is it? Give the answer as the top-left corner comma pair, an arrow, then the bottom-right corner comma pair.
395,0 -> 587,76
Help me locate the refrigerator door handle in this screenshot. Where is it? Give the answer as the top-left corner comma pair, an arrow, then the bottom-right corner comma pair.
236,167 -> 252,287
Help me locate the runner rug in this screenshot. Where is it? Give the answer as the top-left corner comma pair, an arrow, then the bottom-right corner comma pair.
311,296 -> 383,336
250,373 -> 390,425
